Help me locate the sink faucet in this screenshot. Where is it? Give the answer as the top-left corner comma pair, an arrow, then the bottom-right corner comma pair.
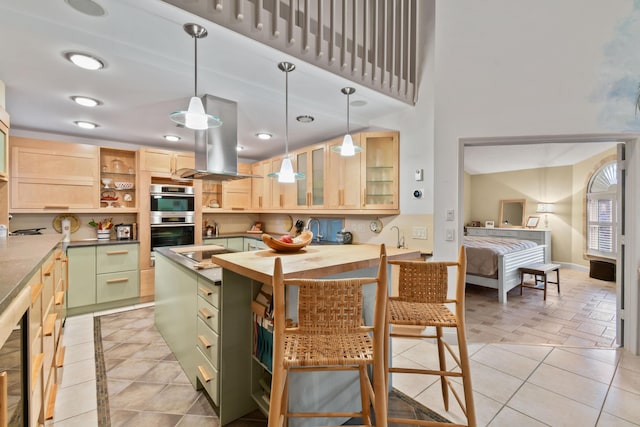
305,218 -> 323,242
390,225 -> 405,248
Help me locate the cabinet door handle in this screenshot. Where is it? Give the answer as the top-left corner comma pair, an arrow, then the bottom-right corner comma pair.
362,187 -> 366,207
106,278 -> 128,284
1,371 -> 7,427
279,194 -> 284,207
198,308 -> 213,319
106,250 -> 129,255
43,262 -> 55,277
197,365 -> 213,383
198,286 -> 212,296
198,335 -> 212,349
258,196 -> 263,208
44,205 -> 69,209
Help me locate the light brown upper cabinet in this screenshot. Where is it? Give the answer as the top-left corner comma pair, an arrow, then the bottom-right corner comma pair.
360,131 -> 399,210
10,137 -> 100,211
202,162 -> 252,211
139,147 -> 195,177
99,148 -> 137,211
325,135 -> 363,210
294,143 -> 325,208
251,159 -> 272,210
270,157 -> 297,210
0,107 -> 8,182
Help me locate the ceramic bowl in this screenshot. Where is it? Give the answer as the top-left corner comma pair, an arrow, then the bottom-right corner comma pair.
261,231 -> 313,253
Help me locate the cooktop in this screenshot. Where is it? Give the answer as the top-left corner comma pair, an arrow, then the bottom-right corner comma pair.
179,248 -> 235,263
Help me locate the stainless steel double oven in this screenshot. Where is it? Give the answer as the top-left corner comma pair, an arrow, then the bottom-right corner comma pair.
150,184 -> 195,255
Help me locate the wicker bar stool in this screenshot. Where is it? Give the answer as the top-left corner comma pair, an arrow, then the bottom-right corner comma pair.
385,246 -> 476,427
268,247 -> 389,427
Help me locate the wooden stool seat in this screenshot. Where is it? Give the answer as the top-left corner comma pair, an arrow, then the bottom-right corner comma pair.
519,263 -> 560,300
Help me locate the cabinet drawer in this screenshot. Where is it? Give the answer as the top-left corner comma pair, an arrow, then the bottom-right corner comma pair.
197,278 -> 220,308
196,318 -> 220,369
96,270 -> 139,303
197,297 -> 219,333
195,347 -> 219,405
96,244 -> 139,274
29,275 -> 43,340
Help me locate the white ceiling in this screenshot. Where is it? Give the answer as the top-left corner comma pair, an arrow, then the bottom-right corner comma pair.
0,0 -> 409,161
464,142 -> 618,175
0,0 -> 617,172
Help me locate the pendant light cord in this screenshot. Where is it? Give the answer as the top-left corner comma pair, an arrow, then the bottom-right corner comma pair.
285,67 -> 289,156
194,35 -> 198,97
346,90 -> 350,135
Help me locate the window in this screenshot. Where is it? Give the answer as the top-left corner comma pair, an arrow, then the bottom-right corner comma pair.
586,161 -> 617,259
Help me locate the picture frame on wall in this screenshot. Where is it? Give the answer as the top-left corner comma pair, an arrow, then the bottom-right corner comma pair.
485,221 -> 495,228
526,216 -> 540,228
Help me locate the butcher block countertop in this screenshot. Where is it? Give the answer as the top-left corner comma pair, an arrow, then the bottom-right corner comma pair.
211,244 -> 421,284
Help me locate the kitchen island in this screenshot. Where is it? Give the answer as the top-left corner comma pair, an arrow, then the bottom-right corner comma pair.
154,243 -> 419,426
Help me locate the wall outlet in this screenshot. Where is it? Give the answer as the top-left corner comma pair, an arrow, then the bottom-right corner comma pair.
412,226 -> 428,240
446,209 -> 455,221
445,228 -> 455,241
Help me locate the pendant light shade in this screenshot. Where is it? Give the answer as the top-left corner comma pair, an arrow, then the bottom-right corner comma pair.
169,23 -> 222,130
268,61 -> 304,183
332,87 -> 363,156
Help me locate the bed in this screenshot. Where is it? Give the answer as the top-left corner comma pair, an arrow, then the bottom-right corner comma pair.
464,235 -> 546,303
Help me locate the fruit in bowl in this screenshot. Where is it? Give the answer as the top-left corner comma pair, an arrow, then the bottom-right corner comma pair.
262,231 -> 313,253
114,181 -> 134,190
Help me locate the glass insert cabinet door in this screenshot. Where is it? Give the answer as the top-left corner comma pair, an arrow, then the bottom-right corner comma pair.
363,133 -> 399,209
0,118 -> 7,180
296,145 -> 324,207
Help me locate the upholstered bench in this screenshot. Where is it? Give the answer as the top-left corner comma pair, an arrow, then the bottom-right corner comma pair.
519,263 -> 561,300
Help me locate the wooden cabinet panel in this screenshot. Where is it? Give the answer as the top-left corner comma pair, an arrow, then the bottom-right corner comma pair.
139,147 -> 194,176
66,247 -> 96,309
361,132 -> 399,210
0,108 -> 8,181
270,158 -> 297,209
9,137 -> 99,210
216,162 -> 251,210
294,143 -> 325,208
251,160 -> 271,209
326,136 -> 362,209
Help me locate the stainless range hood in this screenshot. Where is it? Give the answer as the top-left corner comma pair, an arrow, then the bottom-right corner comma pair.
173,94 -> 261,181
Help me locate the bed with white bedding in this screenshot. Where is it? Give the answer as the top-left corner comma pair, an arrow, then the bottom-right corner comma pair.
464,235 -> 545,303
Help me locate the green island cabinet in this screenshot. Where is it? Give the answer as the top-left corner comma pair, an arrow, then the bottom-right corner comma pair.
67,243 -> 139,314
154,252 -> 254,424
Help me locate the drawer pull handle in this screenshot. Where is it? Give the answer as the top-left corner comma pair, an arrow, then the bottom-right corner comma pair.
198,286 -> 212,296
106,278 -> 129,284
44,205 -> 69,209
197,365 -> 213,383
198,335 -> 212,349
198,308 -> 213,319
43,262 -> 55,277
106,250 -> 129,255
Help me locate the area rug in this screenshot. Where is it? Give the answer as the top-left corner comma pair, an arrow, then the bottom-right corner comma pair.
94,308 -> 450,426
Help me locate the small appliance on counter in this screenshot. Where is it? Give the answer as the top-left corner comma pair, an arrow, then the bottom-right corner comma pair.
115,224 -> 134,240
336,230 -> 353,244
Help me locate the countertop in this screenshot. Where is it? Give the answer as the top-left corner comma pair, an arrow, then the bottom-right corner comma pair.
67,239 -> 139,247
211,244 -> 421,284
155,246 -> 224,284
0,234 -> 62,314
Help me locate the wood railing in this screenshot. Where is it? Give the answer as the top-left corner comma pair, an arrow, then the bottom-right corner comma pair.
161,0 -> 420,105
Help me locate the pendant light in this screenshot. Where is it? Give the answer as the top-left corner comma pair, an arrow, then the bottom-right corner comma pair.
169,23 -> 222,130
332,87 -> 363,156
268,62 -> 304,183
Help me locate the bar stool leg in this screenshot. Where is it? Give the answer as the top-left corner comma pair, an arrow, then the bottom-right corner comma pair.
358,365 -> 372,425
456,323 -> 476,427
543,273 -> 548,300
436,326 -> 449,410
520,271 -> 524,296
557,268 -> 561,294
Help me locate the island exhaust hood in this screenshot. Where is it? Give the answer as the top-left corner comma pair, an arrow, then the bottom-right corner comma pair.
173,94 -> 261,181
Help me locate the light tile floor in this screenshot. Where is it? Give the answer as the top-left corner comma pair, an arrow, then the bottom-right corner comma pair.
50,302 -> 640,427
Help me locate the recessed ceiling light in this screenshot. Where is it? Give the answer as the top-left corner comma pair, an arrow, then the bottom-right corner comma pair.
74,121 -> 98,129
164,135 -> 181,142
256,133 -> 272,140
65,52 -> 105,70
65,0 -> 106,17
70,96 -> 101,107
237,145 -> 245,151
296,115 -> 314,123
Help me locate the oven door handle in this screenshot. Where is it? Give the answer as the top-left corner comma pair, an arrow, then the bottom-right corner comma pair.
150,223 -> 195,227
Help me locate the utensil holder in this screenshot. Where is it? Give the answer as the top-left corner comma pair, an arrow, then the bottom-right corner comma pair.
97,230 -> 111,240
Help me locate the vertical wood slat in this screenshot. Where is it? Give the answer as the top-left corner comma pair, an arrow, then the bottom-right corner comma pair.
341,0 -> 347,68
273,0 -> 280,37
288,0 -> 295,43
303,0 -> 310,51
236,0 -> 244,20
371,0 -> 378,81
316,0 -> 323,57
351,0 -> 357,72
255,0 -> 263,30
389,0 -> 395,89
329,0 -> 336,62
362,0 -> 368,77
381,0 -> 387,86
398,0 -> 404,93
410,0 -> 417,100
